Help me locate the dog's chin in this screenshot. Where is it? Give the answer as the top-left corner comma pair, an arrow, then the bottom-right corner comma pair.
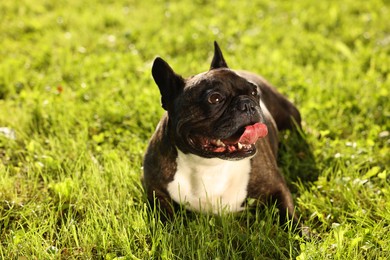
193,140 -> 257,160
187,131 -> 257,160
178,122 -> 267,160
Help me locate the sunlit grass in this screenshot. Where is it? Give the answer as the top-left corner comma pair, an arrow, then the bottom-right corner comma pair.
0,0 -> 389,258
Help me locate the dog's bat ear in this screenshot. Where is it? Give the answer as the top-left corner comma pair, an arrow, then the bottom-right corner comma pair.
152,57 -> 185,111
210,41 -> 229,70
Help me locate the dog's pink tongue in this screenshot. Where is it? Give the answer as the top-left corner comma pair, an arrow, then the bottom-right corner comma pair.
238,123 -> 268,144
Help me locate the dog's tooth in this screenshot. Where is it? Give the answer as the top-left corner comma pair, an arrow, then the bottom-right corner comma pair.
216,139 -> 225,147
237,142 -> 243,150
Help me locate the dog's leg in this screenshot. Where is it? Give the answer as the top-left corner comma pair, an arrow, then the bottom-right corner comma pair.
271,184 -> 299,225
145,188 -> 177,222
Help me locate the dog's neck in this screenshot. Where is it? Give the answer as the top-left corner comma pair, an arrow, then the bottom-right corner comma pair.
167,149 -> 252,214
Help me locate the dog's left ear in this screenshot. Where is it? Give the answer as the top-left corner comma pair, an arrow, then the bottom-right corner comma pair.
210,41 -> 229,70
152,57 -> 185,111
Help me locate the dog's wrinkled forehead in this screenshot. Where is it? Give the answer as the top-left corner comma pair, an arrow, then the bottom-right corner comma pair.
185,69 -> 256,92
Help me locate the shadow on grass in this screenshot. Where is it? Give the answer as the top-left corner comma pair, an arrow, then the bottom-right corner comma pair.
141,127 -> 318,259
144,202 -> 302,259
278,128 -> 319,192
277,127 -> 325,235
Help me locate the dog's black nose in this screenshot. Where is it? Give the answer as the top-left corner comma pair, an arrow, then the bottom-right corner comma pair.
238,98 -> 256,114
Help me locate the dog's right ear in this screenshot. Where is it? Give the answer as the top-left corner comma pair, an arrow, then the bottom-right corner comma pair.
210,41 -> 229,70
152,57 -> 185,111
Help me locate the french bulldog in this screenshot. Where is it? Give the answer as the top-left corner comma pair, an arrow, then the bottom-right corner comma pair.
142,42 -> 302,225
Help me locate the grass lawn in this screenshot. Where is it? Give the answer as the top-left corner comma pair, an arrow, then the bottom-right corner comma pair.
1,0 -> 389,259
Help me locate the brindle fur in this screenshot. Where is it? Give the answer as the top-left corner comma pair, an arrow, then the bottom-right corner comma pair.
142,42 -> 301,223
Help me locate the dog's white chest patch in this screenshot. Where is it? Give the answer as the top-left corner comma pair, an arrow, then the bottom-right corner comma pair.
167,151 -> 251,214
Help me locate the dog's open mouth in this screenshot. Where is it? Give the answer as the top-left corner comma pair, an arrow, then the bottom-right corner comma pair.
190,123 -> 268,155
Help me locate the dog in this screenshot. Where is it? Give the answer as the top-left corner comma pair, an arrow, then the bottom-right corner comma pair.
142,42 -> 302,225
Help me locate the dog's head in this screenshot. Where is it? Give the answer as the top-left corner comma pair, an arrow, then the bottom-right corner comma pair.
152,42 -> 268,160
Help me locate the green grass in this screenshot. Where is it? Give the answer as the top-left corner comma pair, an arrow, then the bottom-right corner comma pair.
0,0 -> 389,259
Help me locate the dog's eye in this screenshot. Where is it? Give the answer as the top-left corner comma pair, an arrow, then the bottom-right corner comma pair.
208,92 -> 224,104
251,89 -> 258,96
